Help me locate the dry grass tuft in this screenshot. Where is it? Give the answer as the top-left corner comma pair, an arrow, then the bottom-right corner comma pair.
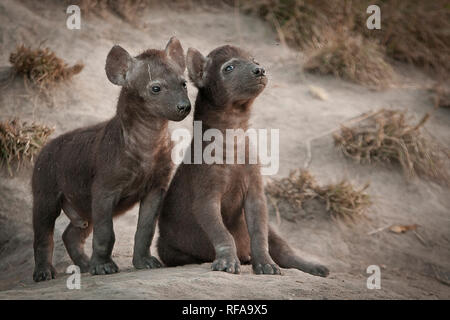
76,0 -> 147,21
303,33 -> 393,88
266,170 -> 371,222
74,0 -> 202,21
0,119 -> 53,176
243,0 -> 343,49
431,83 -> 450,109
317,180 -> 371,221
368,1 -> 450,76
246,0 -> 450,81
9,45 -> 83,89
334,109 -> 450,184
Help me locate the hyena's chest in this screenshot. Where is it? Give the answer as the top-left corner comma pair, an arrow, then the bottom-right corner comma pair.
220,166 -> 250,219
120,147 -> 173,198
113,158 -> 172,216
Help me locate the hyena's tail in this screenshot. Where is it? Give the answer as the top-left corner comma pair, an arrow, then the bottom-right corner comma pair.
268,226 -> 330,277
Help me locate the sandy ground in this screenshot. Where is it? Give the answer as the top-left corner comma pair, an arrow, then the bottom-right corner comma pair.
0,0 -> 449,299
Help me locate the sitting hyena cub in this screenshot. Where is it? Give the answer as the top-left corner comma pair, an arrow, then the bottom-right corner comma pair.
157,45 -> 329,276
32,37 -> 191,282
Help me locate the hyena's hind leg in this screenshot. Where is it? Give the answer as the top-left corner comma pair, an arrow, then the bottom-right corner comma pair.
62,199 -> 89,229
157,237 -> 203,267
32,193 -> 62,282
61,199 -> 92,272
62,222 -> 92,273
268,226 -> 329,277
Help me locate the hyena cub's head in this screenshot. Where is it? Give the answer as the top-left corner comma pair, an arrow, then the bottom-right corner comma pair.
186,45 -> 267,107
105,37 -> 191,121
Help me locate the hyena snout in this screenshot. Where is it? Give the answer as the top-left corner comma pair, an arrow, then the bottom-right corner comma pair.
248,63 -> 267,87
176,100 -> 191,115
252,66 -> 266,77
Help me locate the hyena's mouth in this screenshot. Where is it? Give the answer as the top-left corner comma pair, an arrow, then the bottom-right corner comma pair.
257,75 -> 268,86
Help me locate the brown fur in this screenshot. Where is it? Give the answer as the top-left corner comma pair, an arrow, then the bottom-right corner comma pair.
32,37 -> 191,282
157,45 -> 329,277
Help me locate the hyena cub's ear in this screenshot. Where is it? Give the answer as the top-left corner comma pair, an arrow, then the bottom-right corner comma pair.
105,45 -> 135,86
165,36 -> 185,73
186,48 -> 208,88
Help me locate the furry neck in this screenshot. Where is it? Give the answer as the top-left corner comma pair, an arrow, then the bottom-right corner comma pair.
193,89 -> 253,132
116,87 -> 169,151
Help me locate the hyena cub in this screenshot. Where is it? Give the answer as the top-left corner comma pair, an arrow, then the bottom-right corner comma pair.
157,45 -> 329,277
32,37 -> 191,282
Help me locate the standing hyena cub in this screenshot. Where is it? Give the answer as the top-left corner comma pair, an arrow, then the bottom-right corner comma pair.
157,45 -> 329,277
32,37 -> 191,282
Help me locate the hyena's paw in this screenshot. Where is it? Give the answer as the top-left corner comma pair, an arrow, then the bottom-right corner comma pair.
33,264 -> 56,282
89,258 -> 119,275
252,262 -> 282,275
133,255 -> 162,269
211,256 -> 241,274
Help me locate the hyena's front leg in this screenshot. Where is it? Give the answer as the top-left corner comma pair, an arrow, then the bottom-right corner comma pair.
244,170 -> 281,275
132,188 -> 164,269
193,193 -> 241,274
89,190 -> 119,275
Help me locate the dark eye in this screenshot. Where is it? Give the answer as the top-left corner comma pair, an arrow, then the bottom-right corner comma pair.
224,65 -> 234,73
151,85 -> 161,93
182,81 -> 187,89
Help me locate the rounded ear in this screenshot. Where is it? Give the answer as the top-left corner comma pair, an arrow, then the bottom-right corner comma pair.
165,36 -> 185,73
105,45 -> 133,86
186,47 -> 207,88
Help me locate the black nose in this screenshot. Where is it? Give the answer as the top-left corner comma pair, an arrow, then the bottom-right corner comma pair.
253,67 -> 266,76
177,102 -> 191,114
